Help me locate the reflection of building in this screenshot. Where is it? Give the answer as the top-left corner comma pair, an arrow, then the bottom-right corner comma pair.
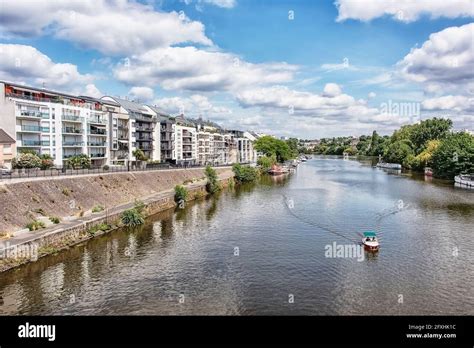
0,128 -> 15,169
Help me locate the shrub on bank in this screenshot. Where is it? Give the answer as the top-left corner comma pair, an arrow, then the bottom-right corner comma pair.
121,201 -> 146,227
174,185 -> 188,204
205,165 -> 220,194
232,163 -> 258,183
26,220 -> 45,231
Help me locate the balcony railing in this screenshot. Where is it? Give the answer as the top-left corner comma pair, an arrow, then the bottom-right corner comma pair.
63,141 -> 84,147
88,142 -> 107,147
89,129 -> 107,135
136,125 -> 153,131
19,110 -> 50,119
20,140 -> 50,147
90,153 -> 106,158
62,128 -> 83,134
62,115 -> 82,122
19,125 -> 50,132
88,119 -> 108,125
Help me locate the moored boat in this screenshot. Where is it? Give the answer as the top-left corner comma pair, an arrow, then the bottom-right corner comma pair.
454,174 -> 474,187
362,231 -> 379,251
376,162 -> 402,170
268,164 -> 289,175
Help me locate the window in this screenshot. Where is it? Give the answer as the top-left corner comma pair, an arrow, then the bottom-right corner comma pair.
3,145 -> 12,155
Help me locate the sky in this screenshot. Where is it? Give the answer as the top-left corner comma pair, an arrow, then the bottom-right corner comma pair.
0,0 -> 473,138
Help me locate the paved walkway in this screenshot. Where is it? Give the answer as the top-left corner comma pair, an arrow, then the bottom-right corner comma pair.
0,171 -> 234,251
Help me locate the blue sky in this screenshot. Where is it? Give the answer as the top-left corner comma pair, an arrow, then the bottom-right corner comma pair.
0,0 -> 473,138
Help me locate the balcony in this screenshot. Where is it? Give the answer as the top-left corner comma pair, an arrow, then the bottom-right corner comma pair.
136,125 -> 153,131
18,125 -> 50,133
62,115 -> 82,122
88,119 -> 108,125
89,129 -> 107,136
18,110 -> 50,119
90,153 -> 106,159
137,137 -> 153,142
20,140 -> 50,147
63,153 -> 82,159
62,128 -> 83,134
63,141 -> 84,147
88,142 -> 107,147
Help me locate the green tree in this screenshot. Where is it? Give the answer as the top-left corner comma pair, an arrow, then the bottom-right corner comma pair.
431,132 -> 474,179
132,148 -> 148,161
67,154 -> 91,169
409,118 -> 452,154
383,140 -> 414,164
257,155 -> 276,170
205,165 -> 220,194
254,136 -> 293,162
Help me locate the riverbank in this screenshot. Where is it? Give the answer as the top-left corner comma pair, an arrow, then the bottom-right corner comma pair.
0,168 -> 234,273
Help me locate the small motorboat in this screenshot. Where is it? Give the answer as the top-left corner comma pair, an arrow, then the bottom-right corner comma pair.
362,231 -> 379,251
454,174 -> 474,187
424,167 -> 433,176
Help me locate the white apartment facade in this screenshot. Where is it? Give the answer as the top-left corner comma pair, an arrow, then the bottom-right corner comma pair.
0,81 -> 110,167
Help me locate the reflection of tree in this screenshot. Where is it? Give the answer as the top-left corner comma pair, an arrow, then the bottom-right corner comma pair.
206,192 -> 221,221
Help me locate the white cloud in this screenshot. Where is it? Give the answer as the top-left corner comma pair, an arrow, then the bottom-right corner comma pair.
323,83 -> 342,97
153,94 -> 232,116
368,92 -> 376,99
129,86 -> 154,102
397,23 -> 474,94
0,44 -> 93,90
84,84 -> 102,98
422,95 -> 474,112
336,0 -> 474,22
114,46 -> 297,92
200,0 -> 236,8
0,0 -> 212,55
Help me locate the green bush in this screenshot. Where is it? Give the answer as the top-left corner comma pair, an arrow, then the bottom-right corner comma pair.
257,155 -> 276,170
26,220 -> 46,231
102,165 -> 110,171
174,185 -> 188,204
121,208 -> 145,227
88,223 -> 111,235
49,216 -> 60,224
12,153 -> 42,169
133,149 -> 148,161
92,205 -> 104,213
40,154 -> 54,170
205,165 -> 220,194
232,163 -> 258,183
67,154 -> 91,169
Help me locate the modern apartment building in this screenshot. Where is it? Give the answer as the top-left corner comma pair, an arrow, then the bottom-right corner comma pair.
146,105 -> 175,163
102,97 -> 160,162
228,130 -> 257,164
0,81 -> 110,167
174,115 -> 197,166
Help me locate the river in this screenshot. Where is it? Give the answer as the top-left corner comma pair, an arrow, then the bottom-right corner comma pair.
0,157 -> 473,315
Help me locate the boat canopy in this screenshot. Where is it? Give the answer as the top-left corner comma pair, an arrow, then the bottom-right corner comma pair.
363,231 -> 377,237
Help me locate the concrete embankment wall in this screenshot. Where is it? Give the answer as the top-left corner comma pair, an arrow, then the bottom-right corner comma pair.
0,168 -> 234,272
0,168 -> 230,233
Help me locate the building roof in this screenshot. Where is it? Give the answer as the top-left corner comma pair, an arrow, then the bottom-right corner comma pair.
104,96 -> 153,115
0,129 -> 15,144
1,80 -> 80,100
79,95 -> 120,106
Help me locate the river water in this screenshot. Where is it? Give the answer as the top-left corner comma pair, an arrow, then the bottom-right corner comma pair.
0,157 -> 473,315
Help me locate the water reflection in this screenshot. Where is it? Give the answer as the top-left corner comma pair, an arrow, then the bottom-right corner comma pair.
0,157 -> 473,315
